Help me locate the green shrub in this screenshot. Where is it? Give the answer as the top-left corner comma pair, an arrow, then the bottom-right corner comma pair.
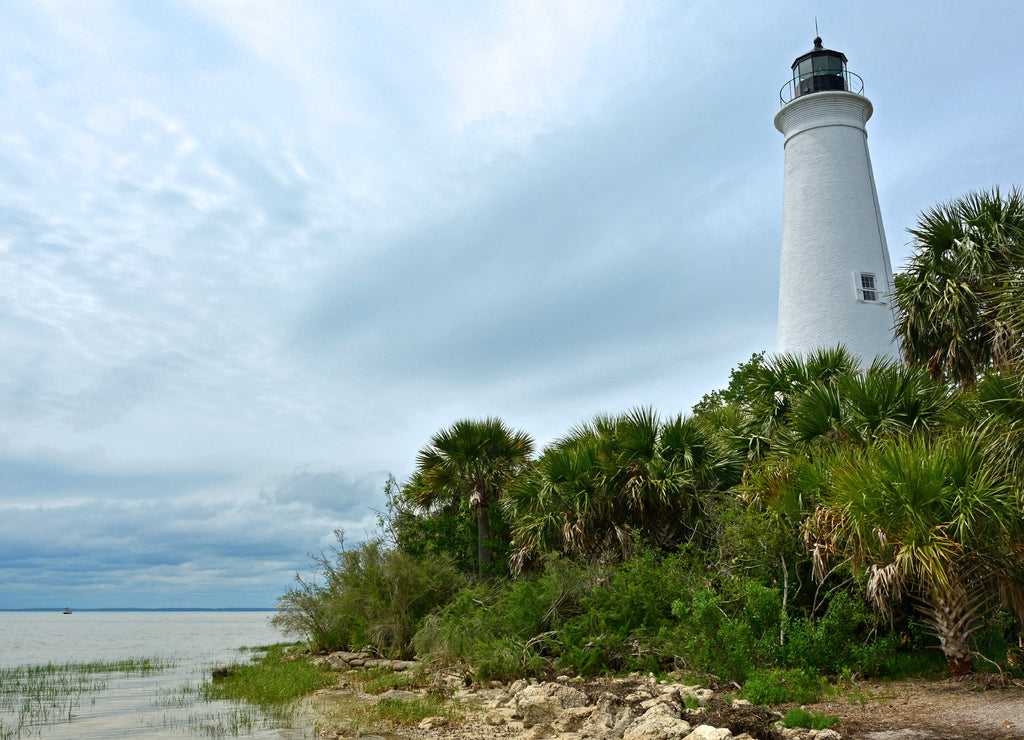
672,582 -> 785,682
781,707 -> 837,729
413,555 -> 589,678
558,549 -> 696,675
273,535 -> 467,656
785,591 -> 898,675
742,667 -> 823,705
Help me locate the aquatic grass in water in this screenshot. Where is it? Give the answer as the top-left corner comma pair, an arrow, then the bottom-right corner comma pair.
0,657 -> 174,740
200,644 -> 336,726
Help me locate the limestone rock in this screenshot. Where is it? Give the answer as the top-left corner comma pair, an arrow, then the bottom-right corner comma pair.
641,702 -> 681,721
417,716 -> 447,729
683,725 -> 733,740
623,714 -> 693,740
525,723 -> 555,739
375,689 -> 417,702
551,684 -> 589,709
483,711 -> 507,726
512,685 -> 561,727
552,706 -> 595,732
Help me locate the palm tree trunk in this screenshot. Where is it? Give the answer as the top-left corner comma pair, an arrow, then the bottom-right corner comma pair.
922,581 -> 977,676
475,502 -> 492,576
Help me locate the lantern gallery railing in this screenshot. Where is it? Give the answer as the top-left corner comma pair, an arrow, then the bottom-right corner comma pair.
779,70 -> 864,105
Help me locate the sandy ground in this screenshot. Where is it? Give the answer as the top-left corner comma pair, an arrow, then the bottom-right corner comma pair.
805,677 -> 1024,740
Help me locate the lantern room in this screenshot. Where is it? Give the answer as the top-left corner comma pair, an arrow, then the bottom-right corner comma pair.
780,37 -> 864,104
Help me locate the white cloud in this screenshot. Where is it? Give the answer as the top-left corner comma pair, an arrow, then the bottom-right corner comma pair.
0,0 -> 1022,607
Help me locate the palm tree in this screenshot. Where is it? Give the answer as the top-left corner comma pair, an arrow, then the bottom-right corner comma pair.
786,359 -> 950,452
808,431 -> 1024,675
737,346 -> 861,458
504,408 -> 730,568
893,187 -> 1024,387
412,418 -> 533,576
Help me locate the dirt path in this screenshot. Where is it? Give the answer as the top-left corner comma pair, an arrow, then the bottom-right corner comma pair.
803,678 -> 1024,739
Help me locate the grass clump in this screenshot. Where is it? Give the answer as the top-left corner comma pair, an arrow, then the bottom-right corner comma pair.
353,667 -> 425,694
202,644 -> 336,724
741,668 -> 823,705
356,695 -> 459,727
780,707 -> 838,730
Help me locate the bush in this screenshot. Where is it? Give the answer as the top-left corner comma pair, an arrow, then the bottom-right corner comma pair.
742,667 -> 823,705
272,534 -> 467,656
781,707 -> 837,730
413,555 -> 589,679
785,591 -> 898,675
558,549 -> 697,675
672,582 -> 786,682
415,550 -> 699,679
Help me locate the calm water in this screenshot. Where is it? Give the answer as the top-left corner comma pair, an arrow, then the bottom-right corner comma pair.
0,610 -> 305,740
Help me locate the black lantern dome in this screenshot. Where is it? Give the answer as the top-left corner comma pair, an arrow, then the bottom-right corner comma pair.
780,37 -> 863,104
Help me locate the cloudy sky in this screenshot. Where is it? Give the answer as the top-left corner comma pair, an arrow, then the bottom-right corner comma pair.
1,1 -> 1021,609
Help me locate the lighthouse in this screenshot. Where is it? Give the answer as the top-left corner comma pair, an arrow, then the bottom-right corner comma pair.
775,37 -> 897,363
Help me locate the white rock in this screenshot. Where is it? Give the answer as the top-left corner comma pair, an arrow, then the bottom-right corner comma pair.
694,689 -> 715,707
525,723 -> 555,739
513,685 -> 560,727
483,711 -> 506,726
417,716 -> 446,730
623,715 -> 694,740
683,725 -> 732,740
551,684 -> 590,709
375,689 -> 417,702
552,706 -> 595,732
812,730 -> 841,740
642,702 -> 681,720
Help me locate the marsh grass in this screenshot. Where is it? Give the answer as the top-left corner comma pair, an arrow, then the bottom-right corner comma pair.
356,694 -> 459,727
346,666 -> 458,728
0,658 -> 173,740
353,666 -> 425,694
201,644 -> 336,726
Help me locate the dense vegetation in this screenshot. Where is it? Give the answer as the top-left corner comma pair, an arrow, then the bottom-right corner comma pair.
273,188 -> 1024,694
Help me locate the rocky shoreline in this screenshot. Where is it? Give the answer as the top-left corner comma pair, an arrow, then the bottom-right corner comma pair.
309,651 -> 833,740
303,650 -> 1024,740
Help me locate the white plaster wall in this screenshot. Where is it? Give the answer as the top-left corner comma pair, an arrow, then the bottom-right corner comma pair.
775,91 -> 898,365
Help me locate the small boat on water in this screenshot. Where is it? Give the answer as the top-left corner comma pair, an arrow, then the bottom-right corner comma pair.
62,607 -> 72,614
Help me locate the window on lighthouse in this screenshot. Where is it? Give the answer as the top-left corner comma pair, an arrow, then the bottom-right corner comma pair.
857,273 -> 879,302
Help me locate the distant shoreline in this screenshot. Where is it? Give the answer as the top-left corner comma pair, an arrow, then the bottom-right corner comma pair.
1,607 -> 275,612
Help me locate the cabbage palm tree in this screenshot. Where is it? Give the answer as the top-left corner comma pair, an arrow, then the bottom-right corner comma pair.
786,360 -> 950,452
808,431 -> 1024,675
412,418 -> 533,576
893,187 -> 1024,387
738,346 -> 860,457
505,408 -> 730,568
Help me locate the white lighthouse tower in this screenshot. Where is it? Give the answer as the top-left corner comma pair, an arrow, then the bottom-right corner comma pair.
775,37 -> 897,363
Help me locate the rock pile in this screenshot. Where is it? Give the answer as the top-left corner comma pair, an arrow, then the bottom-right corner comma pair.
312,655 -> 845,740
313,650 -> 420,672
441,675 -> 842,740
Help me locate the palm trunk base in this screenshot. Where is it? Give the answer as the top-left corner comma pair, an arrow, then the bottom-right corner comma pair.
946,654 -> 973,676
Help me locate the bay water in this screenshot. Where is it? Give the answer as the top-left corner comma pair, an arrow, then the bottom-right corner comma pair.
0,610 -> 305,739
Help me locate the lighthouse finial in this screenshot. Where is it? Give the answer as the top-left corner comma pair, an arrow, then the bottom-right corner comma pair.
814,17 -> 822,49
